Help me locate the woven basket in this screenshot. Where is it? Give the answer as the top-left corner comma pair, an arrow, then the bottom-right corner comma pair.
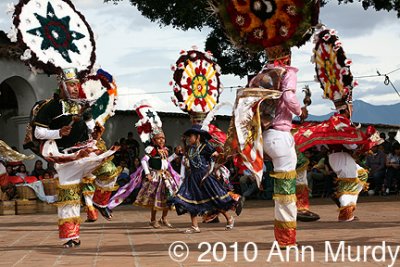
15,199 -> 37,214
0,200 -> 15,215
42,179 -> 57,196
16,185 -> 37,200
0,190 -> 9,201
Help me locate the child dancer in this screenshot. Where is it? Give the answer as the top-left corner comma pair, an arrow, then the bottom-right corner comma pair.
169,124 -> 236,233
108,103 -> 180,228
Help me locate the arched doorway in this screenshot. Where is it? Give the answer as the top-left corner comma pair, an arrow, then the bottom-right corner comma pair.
0,76 -> 37,152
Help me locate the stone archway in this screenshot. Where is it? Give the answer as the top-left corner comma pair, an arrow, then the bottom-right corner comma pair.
0,76 -> 37,152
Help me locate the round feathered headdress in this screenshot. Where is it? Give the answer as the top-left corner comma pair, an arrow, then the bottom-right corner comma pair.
8,0 -> 96,77
81,69 -> 118,126
312,25 -> 358,112
170,46 -> 223,123
209,0 -> 320,53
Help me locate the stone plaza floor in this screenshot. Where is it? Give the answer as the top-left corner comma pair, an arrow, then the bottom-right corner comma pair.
0,195 -> 399,267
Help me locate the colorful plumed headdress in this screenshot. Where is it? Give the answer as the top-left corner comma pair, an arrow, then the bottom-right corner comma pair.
134,101 -> 163,147
81,68 -> 118,125
170,46 -> 223,125
312,25 -> 358,114
209,0 -> 320,53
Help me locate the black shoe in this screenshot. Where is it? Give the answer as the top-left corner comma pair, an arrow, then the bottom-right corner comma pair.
235,196 -> 245,216
94,205 -> 112,221
85,218 -> 97,223
63,239 -> 81,248
297,210 -> 321,222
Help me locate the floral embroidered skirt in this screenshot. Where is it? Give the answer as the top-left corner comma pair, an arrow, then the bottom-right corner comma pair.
134,170 -> 179,210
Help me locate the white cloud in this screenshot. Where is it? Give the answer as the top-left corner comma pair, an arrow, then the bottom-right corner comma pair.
116,86 -> 181,113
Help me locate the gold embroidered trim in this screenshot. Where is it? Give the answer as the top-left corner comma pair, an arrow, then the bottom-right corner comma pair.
336,177 -> 359,183
358,168 -> 368,175
58,183 -> 81,190
58,216 -> 81,226
33,122 -> 49,128
270,170 -> 297,179
274,220 -> 296,229
273,194 -> 297,204
81,177 -> 95,184
177,192 -> 230,204
96,185 -> 119,192
86,205 -> 96,211
54,200 -> 81,206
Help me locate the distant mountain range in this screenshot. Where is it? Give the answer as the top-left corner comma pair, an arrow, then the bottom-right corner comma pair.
308,100 -> 400,125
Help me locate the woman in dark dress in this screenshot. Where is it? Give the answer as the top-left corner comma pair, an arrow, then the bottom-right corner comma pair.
170,124 -> 236,233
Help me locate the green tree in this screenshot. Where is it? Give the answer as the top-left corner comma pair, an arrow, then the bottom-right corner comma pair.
104,0 -> 400,77
336,0 -> 400,14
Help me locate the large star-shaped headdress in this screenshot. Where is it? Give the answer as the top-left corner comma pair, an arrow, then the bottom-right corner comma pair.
26,2 -> 85,63
9,0 -> 96,75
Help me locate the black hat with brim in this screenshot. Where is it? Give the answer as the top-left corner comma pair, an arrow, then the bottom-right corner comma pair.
183,124 -> 212,140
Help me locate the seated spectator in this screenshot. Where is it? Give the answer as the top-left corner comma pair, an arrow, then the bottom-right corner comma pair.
5,164 -> 24,185
366,145 -> 387,195
385,144 -> 400,195
0,161 -> 16,199
119,160 -> 130,176
307,146 -> 329,197
132,157 -> 141,173
380,133 -> 392,154
114,141 -> 132,168
388,131 -> 400,151
126,132 -> 140,159
16,164 -> 38,183
46,161 -> 57,177
115,160 -> 131,187
6,165 -> 15,176
15,164 -> 29,179
42,171 -> 53,179
31,160 -> 45,179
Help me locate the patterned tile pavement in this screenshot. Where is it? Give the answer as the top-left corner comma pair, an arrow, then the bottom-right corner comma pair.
0,195 -> 399,267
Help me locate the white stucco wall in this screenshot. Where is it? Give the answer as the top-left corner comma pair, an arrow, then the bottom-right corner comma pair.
102,112 -> 230,158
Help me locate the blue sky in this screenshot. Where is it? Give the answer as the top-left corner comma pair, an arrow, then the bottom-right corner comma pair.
1,0 -> 400,116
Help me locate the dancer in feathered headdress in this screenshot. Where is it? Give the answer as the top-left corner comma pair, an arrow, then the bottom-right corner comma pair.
211,0 -> 320,248
80,69 -> 120,223
293,25 -> 383,222
108,102 -> 181,228
168,48 -> 240,233
9,0 -> 118,248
